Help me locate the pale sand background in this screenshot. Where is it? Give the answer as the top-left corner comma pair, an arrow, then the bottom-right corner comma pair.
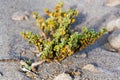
0,0 -> 120,80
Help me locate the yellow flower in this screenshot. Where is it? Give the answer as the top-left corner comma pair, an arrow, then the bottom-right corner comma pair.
71,18 -> 76,23
61,49 -> 66,53
60,31 -> 66,35
38,17 -> 44,23
48,21 -> 55,28
48,13 -> 52,16
63,13 -> 67,17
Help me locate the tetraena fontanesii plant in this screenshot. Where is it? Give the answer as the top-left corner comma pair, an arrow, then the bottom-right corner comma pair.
21,2 -> 106,62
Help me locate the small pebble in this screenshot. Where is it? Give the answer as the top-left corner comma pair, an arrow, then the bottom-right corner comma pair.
53,73 -> 72,80
106,18 -> 120,32
12,11 -> 30,21
103,43 -> 116,52
75,53 -> 87,58
74,76 -> 81,80
108,30 -> 120,51
82,64 -> 99,73
82,78 -> 89,80
106,0 -> 120,7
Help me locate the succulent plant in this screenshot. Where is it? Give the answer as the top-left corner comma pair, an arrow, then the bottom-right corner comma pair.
21,2 -> 106,62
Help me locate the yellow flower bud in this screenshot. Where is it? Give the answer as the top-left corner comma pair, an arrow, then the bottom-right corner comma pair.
71,19 -> 76,23
63,13 -> 67,17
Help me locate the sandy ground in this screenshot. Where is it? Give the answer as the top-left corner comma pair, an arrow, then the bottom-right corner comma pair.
0,0 -> 120,80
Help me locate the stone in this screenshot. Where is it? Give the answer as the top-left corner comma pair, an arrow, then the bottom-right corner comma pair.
106,0 -> 120,7
53,73 -> 72,80
75,53 -> 87,58
74,76 -> 81,80
12,11 -> 30,21
80,53 -> 87,58
103,43 -> 116,52
108,30 -> 120,51
82,64 -> 99,73
106,18 -> 120,32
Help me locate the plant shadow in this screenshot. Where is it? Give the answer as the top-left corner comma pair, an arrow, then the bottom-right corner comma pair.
71,12 -> 87,31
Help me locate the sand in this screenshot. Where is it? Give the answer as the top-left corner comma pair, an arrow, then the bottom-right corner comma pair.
0,0 -> 120,80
